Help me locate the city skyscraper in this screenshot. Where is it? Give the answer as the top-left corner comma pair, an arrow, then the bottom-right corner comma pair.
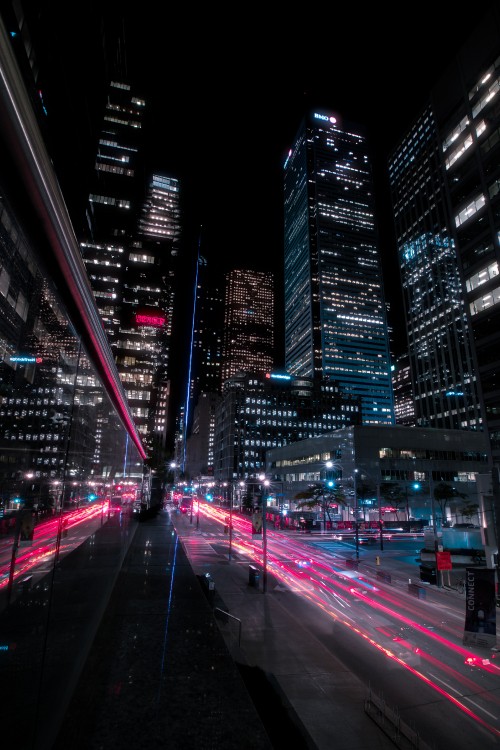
388,9 -> 500,451
80,79 -> 147,346
213,371 -> 361,482
283,110 -> 394,426
388,108 -> 483,435
189,254 -> 224,406
391,354 -> 416,427
221,268 -> 275,384
116,174 -> 181,453
79,81 -> 181,455
388,6 -> 500,556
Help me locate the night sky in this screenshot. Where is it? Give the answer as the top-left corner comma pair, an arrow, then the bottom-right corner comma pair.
33,2 -> 497,407
118,4 -> 495,358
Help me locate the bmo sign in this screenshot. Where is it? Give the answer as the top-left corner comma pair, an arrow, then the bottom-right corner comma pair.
314,112 -> 337,124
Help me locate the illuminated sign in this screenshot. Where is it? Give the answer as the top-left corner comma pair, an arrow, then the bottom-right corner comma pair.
266,372 -> 292,381
314,112 -> 337,124
11,356 -> 42,364
135,313 -> 166,328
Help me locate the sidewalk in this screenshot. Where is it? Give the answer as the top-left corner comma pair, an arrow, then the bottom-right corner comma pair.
53,513 -> 475,750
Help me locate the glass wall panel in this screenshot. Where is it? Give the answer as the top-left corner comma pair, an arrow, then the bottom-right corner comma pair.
0,189 -> 144,749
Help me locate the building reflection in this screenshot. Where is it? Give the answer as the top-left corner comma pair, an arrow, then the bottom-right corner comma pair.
0,18 -> 147,749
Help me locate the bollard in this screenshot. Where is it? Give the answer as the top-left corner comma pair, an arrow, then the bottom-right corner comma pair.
375,556 -> 380,566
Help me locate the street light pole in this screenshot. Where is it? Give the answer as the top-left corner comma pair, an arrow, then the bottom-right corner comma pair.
429,467 -> 441,587
377,482 -> 383,551
259,474 -> 268,593
354,469 -> 359,560
228,484 -> 233,562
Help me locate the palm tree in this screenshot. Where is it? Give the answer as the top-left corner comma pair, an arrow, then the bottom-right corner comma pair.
294,482 -> 346,529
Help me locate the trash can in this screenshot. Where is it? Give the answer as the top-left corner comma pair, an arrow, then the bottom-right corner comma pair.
419,564 -> 437,585
248,564 -> 260,588
198,573 -> 215,603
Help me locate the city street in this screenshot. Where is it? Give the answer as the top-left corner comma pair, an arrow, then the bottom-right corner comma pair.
174,503 -> 500,750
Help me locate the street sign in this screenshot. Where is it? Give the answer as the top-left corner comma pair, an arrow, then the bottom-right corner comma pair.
436,550 -> 452,570
252,510 -> 263,535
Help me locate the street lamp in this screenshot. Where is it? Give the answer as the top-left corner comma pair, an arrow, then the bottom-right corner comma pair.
325,460 -> 344,531
239,481 -> 244,512
354,469 -> 359,560
428,469 -> 441,587
376,481 -> 383,552
258,474 -> 269,593
325,480 -> 335,533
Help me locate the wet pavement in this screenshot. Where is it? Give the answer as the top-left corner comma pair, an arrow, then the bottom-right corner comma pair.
51,508 -> 478,750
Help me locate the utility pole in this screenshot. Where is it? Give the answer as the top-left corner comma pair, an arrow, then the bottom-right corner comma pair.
377,482 -> 383,551
259,475 -> 269,593
354,469 -> 359,560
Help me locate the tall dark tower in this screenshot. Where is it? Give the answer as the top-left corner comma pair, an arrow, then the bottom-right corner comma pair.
388,6 -> 500,564
221,269 -> 275,385
388,107 -> 483,434
116,175 -> 181,454
80,80 -> 147,346
189,254 -> 224,407
284,109 -> 394,426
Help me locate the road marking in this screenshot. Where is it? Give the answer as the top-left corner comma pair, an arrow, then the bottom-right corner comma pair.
429,673 -> 499,720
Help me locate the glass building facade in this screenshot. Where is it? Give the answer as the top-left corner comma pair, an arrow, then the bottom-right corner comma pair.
388,108 -> 483,433
80,82 -> 181,456
0,23 -> 146,748
116,174 -> 181,454
221,269 -> 275,385
284,110 -> 394,426
213,370 -> 361,482
388,7 -> 500,558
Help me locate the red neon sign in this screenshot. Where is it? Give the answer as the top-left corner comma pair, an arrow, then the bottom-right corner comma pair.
135,313 -> 166,327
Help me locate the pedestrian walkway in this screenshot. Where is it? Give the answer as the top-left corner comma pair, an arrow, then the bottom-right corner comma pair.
53,510 -> 480,750
54,509 -> 274,750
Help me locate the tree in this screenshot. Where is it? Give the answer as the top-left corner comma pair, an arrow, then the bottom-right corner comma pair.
294,482 -> 346,527
241,489 -> 255,514
433,482 -> 467,525
379,482 -> 407,520
459,502 -> 479,524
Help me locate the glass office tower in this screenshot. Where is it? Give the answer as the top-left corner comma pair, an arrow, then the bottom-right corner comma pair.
221,269 -> 275,384
80,83 -> 181,455
388,107 -> 483,434
388,9 -> 500,450
80,80 -> 147,347
284,110 -> 394,425
116,175 -> 181,453
388,7 -> 500,561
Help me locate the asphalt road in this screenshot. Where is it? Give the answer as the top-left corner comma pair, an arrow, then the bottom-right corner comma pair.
174,504 -> 500,750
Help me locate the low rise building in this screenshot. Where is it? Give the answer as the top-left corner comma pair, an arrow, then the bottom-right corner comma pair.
265,425 -> 492,537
